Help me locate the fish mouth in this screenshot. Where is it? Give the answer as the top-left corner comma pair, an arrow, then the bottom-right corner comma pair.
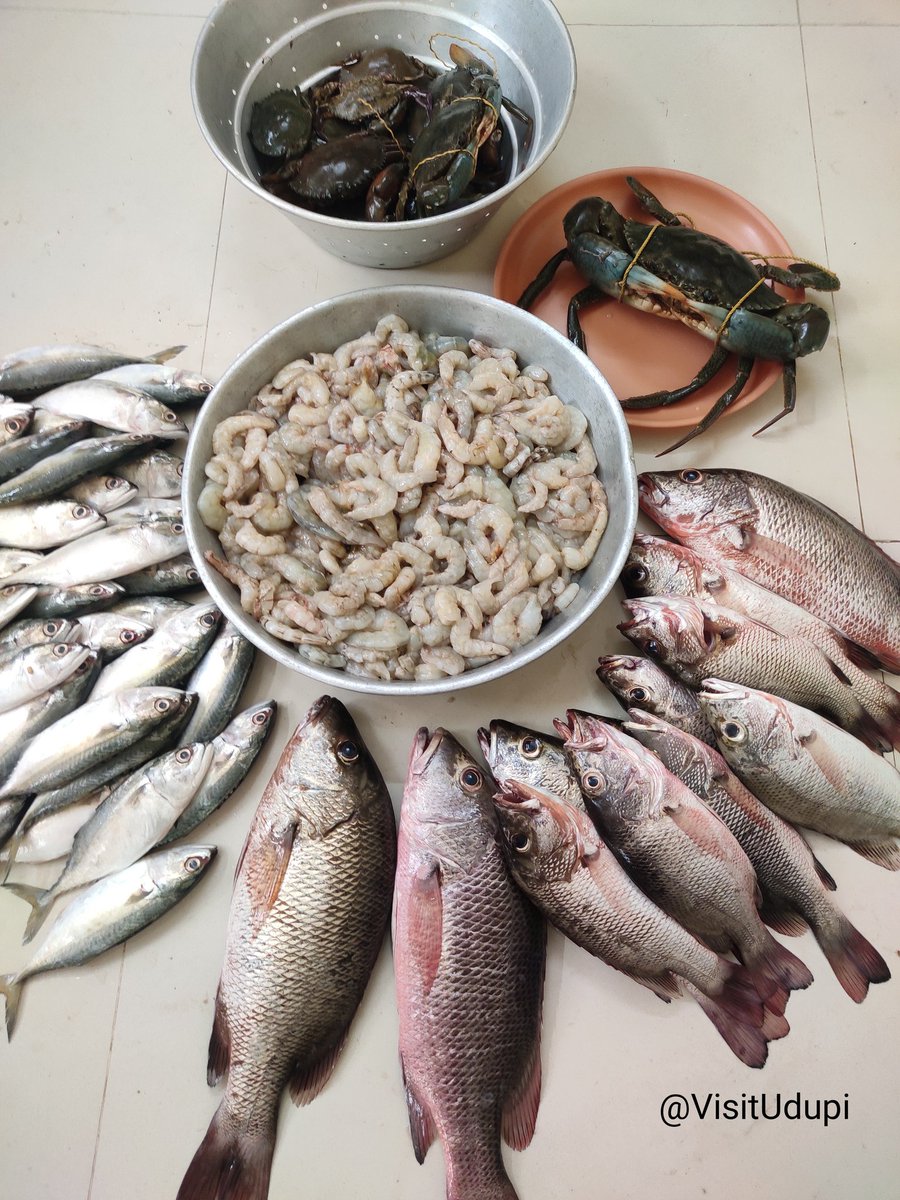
475,725 -> 493,765
637,472 -> 668,510
299,695 -> 337,731
597,654 -> 638,675
698,677 -> 744,700
555,708 -> 611,750
622,707 -> 667,736
493,778 -> 545,811
409,726 -> 446,776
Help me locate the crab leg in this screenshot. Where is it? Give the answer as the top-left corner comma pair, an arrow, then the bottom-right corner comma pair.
626,176 -> 684,227
566,285 -> 606,352
516,248 -> 570,310
621,344 -> 730,410
655,354 -> 754,456
753,358 -> 797,436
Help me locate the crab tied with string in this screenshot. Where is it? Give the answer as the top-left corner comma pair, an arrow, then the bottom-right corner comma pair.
517,176 -> 841,454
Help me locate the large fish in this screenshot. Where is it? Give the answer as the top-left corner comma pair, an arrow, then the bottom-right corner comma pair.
476,718 -> 586,811
699,679 -> 900,870
0,844 -> 214,1038
618,595 -> 887,751
395,727 -> 545,1200
176,696 -> 395,1200
0,342 -> 185,396
621,533 -> 900,746
560,710 -> 812,1006
493,780 -> 774,1068
637,469 -> 900,672
596,653 -> 715,744
625,709 -> 890,1002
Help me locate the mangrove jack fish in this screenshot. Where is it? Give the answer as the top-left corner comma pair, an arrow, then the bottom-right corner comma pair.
637,469 -> 900,673
177,622 -> 256,747
0,642 -> 91,714
176,696 -> 395,1200
596,653 -> 714,744
0,433 -> 153,507
625,710 -> 890,1003
33,380 -> 187,439
477,717 -> 586,811
395,727 -> 545,1200
115,448 -> 184,498
561,709 -> 813,1005
0,342 -> 185,396
0,514 -> 187,587
17,740 -> 214,943
699,679 -> 900,870
0,686 -> 192,800
0,419 -> 89,485
0,498 -> 105,550
68,474 -> 137,514
89,601 -> 220,698
94,363 -> 213,406
619,595 -> 887,751
161,700 -> 277,844
493,779 -> 774,1068
622,533 -> 900,748
0,844 -> 214,1039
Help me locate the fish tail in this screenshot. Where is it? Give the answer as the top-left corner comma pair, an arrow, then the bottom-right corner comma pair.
147,345 -> 187,365
0,974 -> 23,1039
692,964 -> 770,1069
4,881 -> 53,944
748,933 -> 814,998
0,835 -> 20,885
176,1102 -> 274,1200
816,915 -> 891,1003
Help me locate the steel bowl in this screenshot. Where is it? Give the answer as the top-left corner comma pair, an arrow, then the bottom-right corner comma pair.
191,0 -> 575,267
184,286 -> 637,696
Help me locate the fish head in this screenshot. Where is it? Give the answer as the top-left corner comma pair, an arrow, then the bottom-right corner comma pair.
151,740 -> 217,800
596,653 -> 686,715
129,687 -> 195,727
55,500 -> 106,540
493,778 -> 595,887
698,678 -> 792,770
174,369 -> 214,398
623,707 -> 711,780
620,533 -> 707,599
403,726 -> 497,874
148,844 -> 217,895
476,719 -> 575,801
220,699 -> 277,751
174,600 -> 221,642
558,709 -> 668,826
638,469 -> 756,543
618,596 -> 707,667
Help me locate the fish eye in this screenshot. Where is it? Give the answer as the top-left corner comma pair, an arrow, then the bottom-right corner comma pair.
644,639 -> 661,658
173,522 -> 185,534
629,686 -> 648,702
721,720 -> 747,743
175,747 -> 194,763
52,642 -> 69,657
510,831 -> 530,852
200,612 -> 217,627
624,564 -> 647,584
680,469 -> 704,484
176,462 -> 185,476
72,505 -> 92,518
199,383 -> 212,394
460,766 -> 483,792
184,855 -> 204,873
106,477 -> 123,490
519,735 -> 542,759
121,629 -> 138,643
44,621 -> 63,635
581,770 -> 605,794
89,585 -> 108,595
163,410 -> 178,422
155,698 -> 173,713
336,739 -> 360,764
252,709 -> 270,725
5,417 -> 24,433
187,568 -> 200,581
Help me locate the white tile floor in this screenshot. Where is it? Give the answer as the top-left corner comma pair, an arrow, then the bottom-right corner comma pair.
1,2 -> 898,1198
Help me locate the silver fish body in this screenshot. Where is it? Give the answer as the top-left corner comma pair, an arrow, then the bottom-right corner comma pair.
0,584 -> 39,633
115,449 -> 184,498
0,642 -> 92,714
177,622 -> 256,747
161,700 -> 276,844
24,581 -> 124,618
637,469 -> 900,673
0,420 -> 89,485
0,342 -> 185,396
1,515 -> 187,586
596,653 -> 714,744
32,380 -> 187,439
94,363 -> 213,406
394,727 -> 545,1200
90,601 -> 220,699
0,433 -> 153,506
699,679 -> 900,870
0,844 -> 214,1038
75,611 -> 153,657
0,686 -> 192,799
0,615 -> 80,656
106,498 -> 182,526
493,780 -> 772,1069
68,474 -> 137,514
0,498 -> 105,550
176,696 -> 395,1200
619,595 -> 886,751
625,710 -> 890,1002
115,552 -> 199,593
1,788 -> 108,866
0,403 -> 33,446
477,718 -> 586,811
108,595 -> 189,628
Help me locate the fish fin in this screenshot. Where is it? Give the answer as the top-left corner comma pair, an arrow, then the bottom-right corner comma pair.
401,1070 -> 437,1163
176,1100 -> 274,1200
245,821 -> 297,936
796,728 -> 850,792
408,859 -> 443,995
823,655 -> 853,687
690,965 -> 769,1069
147,345 -> 187,365
813,855 -> 838,891
839,638 -> 883,671
758,899 -> 809,938
816,917 -> 891,1002
761,998 -> 791,1041
206,983 -> 230,1086
747,933 -> 814,996
4,881 -> 53,944
502,1036 -> 542,1151
701,610 -> 740,647
0,974 -> 23,1040
288,1033 -> 347,1106
846,838 -> 900,871
661,791 -> 736,860
737,527 -> 817,578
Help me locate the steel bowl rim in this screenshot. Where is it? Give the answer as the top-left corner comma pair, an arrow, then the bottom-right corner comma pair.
189,0 -> 577,234
183,284 -> 637,695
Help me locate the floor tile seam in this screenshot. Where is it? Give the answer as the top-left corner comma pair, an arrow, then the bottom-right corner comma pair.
85,946 -> 127,1200
199,174 -> 229,377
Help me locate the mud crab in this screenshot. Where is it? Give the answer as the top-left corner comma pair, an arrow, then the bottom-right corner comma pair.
517,176 -> 841,453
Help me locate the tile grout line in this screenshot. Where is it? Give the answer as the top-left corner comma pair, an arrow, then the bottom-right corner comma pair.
801,14 -> 868,530
199,175 -> 229,378
85,947 -> 127,1200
